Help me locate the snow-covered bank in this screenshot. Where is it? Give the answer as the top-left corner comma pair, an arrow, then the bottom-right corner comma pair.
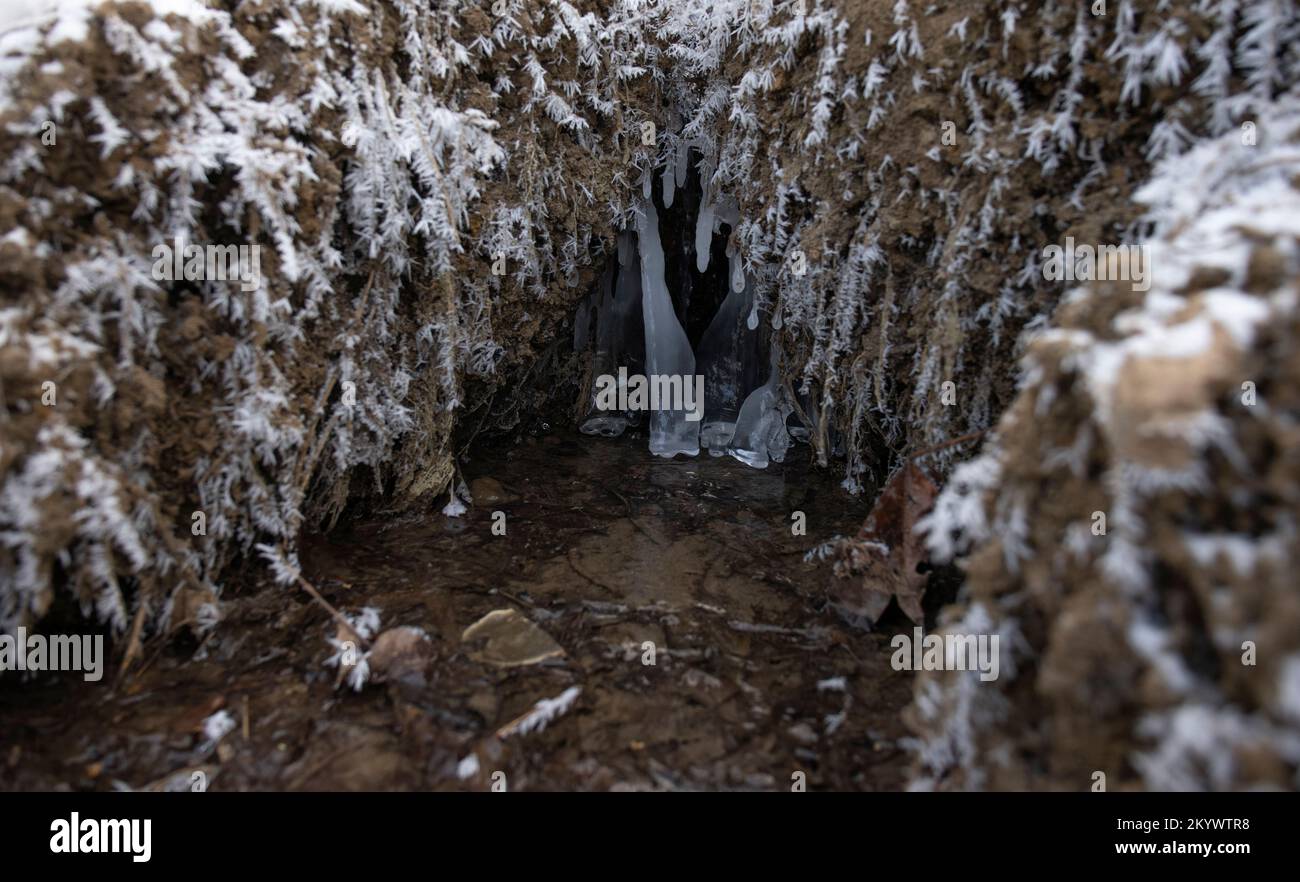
0,1 -> 85,36
911,104 -> 1300,790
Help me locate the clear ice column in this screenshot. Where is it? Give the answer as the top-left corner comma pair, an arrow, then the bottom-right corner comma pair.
637,199 -> 699,458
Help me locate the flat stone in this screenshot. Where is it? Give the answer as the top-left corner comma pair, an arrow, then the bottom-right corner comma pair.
469,476 -> 516,505
461,608 -> 564,668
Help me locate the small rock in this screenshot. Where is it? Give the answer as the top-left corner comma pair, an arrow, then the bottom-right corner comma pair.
788,722 -> 819,745
467,689 -> 498,722
461,608 -> 564,667
469,476 -> 515,505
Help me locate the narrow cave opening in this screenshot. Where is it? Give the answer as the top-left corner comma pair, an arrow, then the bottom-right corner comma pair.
660,152 -> 731,350
570,152 -> 781,467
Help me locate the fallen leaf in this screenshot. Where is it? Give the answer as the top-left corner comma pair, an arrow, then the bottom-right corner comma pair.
831,460 -> 938,624
367,625 -> 433,683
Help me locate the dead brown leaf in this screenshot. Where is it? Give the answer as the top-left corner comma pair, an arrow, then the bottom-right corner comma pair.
368,625 -> 433,683
831,460 -> 938,624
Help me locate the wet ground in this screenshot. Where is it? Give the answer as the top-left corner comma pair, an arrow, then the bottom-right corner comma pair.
0,433 -> 914,791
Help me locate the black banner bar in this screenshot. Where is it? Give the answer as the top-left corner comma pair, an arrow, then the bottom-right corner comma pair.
0,792 -> 1284,868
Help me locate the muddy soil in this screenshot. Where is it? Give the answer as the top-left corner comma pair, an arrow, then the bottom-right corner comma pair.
0,435 -> 913,791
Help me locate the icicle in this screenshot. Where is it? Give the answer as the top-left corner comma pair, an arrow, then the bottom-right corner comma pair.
675,138 -> 690,187
642,166 -> 653,200
746,304 -> 759,330
662,166 -> 675,208
730,250 -> 745,293
729,346 -> 791,469
637,199 -> 699,458
695,197 -> 715,273
617,229 -> 632,267
699,156 -> 716,193
697,279 -> 760,454
714,194 -> 740,229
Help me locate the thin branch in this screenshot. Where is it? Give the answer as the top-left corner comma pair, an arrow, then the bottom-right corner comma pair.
908,429 -> 988,462
296,574 -> 370,649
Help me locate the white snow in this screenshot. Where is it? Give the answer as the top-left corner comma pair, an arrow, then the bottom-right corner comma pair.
0,1 -> 91,42
201,709 -> 236,744
499,686 -> 582,738
455,753 -> 480,780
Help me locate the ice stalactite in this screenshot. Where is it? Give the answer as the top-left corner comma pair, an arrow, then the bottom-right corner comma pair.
713,195 -> 740,235
661,129 -> 692,212
729,345 -> 792,469
582,185 -> 778,464
730,251 -> 747,297
695,196 -> 715,273
696,276 -> 760,454
694,187 -> 742,276
617,228 -> 633,267
637,199 -> 700,458
719,208 -> 747,300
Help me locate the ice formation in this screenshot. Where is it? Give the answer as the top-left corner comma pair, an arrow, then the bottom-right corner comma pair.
728,345 -> 791,469
636,199 -> 699,457
694,197 -> 714,273
696,277 -> 760,453
582,187 -> 769,462
578,174 -> 774,461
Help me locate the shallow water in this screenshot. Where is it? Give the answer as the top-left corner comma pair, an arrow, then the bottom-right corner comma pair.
0,434 -> 912,791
